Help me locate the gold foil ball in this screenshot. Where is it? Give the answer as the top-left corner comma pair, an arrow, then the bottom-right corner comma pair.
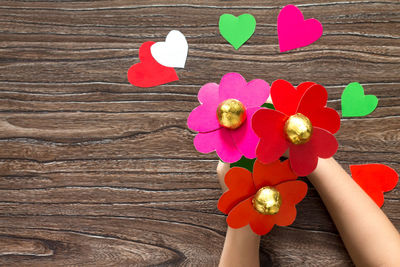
216,99 -> 247,129
284,113 -> 313,145
252,186 -> 282,215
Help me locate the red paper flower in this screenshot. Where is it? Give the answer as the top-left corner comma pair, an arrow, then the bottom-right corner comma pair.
218,159 -> 308,235
252,80 -> 340,176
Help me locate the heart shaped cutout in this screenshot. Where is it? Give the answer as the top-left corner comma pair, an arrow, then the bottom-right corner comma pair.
270,79 -> 315,116
218,167 -> 256,214
350,164 -> 398,207
277,5 -> 323,52
297,84 -> 341,134
219,14 -> 256,50
150,30 -> 188,68
127,41 -> 178,88
341,82 -> 378,117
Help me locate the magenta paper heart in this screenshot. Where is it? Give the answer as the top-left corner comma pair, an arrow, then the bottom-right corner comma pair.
277,5 -> 323,52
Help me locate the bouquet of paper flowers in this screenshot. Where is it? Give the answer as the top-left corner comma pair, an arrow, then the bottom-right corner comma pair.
187,73 -> 397,235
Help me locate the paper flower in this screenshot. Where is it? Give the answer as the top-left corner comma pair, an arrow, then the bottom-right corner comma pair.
218,159 -> 307,235
187,73 -> 270,163
252,80 -> 340,176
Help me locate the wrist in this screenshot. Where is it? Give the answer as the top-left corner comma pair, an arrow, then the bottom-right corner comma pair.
309,157 -> 335,175
220,226 -> 260,267
308,157 -> 337,186
227,225 -> 260,241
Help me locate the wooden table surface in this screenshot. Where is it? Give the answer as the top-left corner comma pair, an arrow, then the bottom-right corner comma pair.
0,0 -> 399,266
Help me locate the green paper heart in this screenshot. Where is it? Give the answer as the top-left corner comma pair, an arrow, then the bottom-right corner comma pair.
341,82 -> 378,117
219,14 -> 256,50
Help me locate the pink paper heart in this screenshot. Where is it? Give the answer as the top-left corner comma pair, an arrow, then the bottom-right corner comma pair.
277,5 -> 323,52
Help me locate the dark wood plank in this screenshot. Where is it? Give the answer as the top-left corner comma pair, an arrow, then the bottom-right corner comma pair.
0,0 -> 399,266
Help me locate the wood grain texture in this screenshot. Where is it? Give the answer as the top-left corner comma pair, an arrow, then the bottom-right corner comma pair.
0,0 -> 399,266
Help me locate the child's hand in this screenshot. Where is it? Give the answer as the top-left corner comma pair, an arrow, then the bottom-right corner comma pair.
217,161 -> 230,193
217,162 -> 261,267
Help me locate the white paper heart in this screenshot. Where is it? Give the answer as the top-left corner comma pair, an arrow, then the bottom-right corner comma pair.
150,30 -> 188,68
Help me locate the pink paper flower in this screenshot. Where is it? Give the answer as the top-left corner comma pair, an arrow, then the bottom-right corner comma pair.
187,73 -> 270,163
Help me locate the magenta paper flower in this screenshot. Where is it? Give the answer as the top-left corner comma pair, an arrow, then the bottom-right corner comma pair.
187,73 -> 270,163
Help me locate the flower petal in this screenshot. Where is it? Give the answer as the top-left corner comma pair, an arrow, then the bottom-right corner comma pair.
187,83 -> 221,132
252,108 -> 287,136
230,107 -> 260,159
271,79 -> 301,116
296,84 -> 341,134
273,180 -> 308,226
274,205 -> 297,227
297,81 -> 316,95
193,131 -> 217,153
278,180 -> 308,205
227,197 -> 255,229
193,128 -> 242,163
296,83 -> 327,110
198,82 -> 219,104
253,159 -> 297,188
311,127 -> 339,158
187,104 -> 221,132
288,127 -> 338,176
249,213 -> 275,235
256,138 -> 288,165
289,143 -> 318,177
218,167 -> 256,214
219,73 -> 270,108
252,108 -> 288,164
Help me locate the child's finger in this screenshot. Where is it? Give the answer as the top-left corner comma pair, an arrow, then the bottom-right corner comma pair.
217,161 -> 230,192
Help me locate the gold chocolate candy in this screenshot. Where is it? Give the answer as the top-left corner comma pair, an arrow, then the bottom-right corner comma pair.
252,186 -> 282,215
284,113 -> 313,145
216,99 -> 247,129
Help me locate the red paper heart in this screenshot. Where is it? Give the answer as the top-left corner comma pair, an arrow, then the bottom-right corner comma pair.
350,164 -> 398,207
271,80 -> 315,116
218,167 -> 256,214
127,41 -> 178,88
296,84 -> 341,134
296,81 -> 316,96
